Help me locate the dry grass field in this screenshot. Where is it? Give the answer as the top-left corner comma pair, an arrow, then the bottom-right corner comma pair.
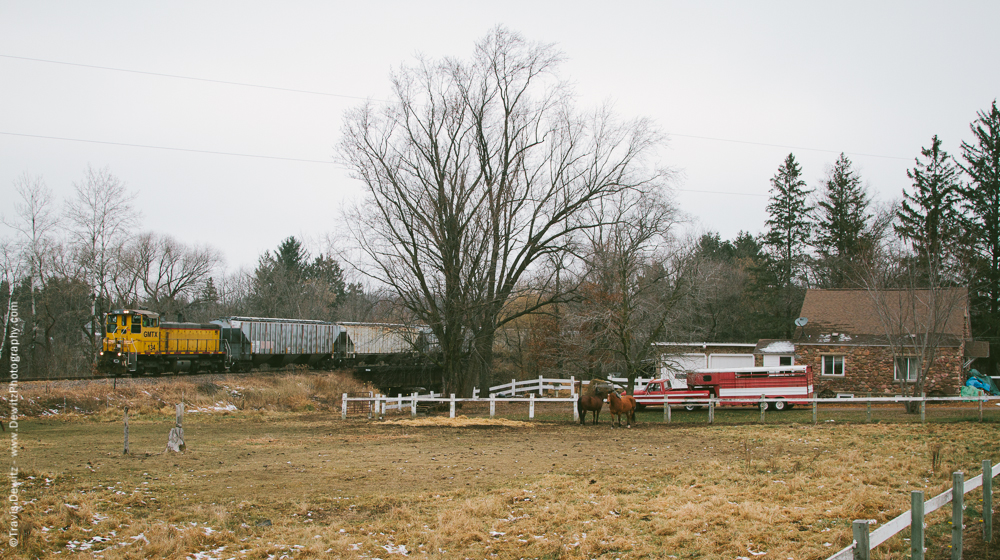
2,373 -> 1000,559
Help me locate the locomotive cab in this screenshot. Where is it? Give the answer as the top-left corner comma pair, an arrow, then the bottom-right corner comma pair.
99,309 -> 161,373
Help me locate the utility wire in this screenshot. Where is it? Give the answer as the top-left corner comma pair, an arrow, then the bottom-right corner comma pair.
1,131 -> 768,198
0,53 -> 378,101
0,131 -> 336,165
3,53 -> 912,162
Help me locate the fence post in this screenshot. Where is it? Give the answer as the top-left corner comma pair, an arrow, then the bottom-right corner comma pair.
490,393 -> 496,419
342,393 -> 347,419
449,394 -> 456,419
979,395 -> 984,422
529,393 -> 535,420
912,490 -> 925,560
664,401 -> 671,423
759,394 -> 766,423
572,394 -> 579,423
511,379 -> 516,396
984,460 -> 993,543
866,393 -> 872,423
411,392 -> 418,417
952,471 -> 963,560
852,520 -> 870,560
708,398 -> 715,425
813,398 -> 818,425
123,407 -> 129,455
570,376 -> 576,396
539,375 -> 544,396
921,392 -> 926,424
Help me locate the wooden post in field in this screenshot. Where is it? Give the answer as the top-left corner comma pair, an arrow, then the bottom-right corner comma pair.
979,395 -> 984,422
341,393 -> 348,419
952,471 -> 963,559
920,392 -> 926,424
912,490 -> 925,560
983,460 -> 992,543
538,375 -> 544,396
490,393 -> 496,419
813,399 -> 818,425
411,392 -> 418,417
511,379 -> 516,396
123,407 -> 129,455
166,403 -> 186,453
866,393 -> 872,423
572,394 -> 579,423
759,394 -> 766,423
449,394 -> 456,418
570,376 -> 576,396
529,393 -> 535,419
852,520 -> 870,560
664,401 -> 671,423
708,399 -> 715,424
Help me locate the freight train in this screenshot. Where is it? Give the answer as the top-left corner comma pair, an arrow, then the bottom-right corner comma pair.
97,309 -> 443,391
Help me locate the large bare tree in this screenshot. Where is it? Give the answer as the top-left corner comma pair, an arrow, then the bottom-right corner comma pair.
340,28 -> 669,395
65,165 -> 138,312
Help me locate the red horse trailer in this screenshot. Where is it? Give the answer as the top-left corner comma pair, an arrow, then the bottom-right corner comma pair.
633,365 -> 814,411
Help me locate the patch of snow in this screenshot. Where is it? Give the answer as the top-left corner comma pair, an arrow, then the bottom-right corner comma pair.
760,341 -> 795,353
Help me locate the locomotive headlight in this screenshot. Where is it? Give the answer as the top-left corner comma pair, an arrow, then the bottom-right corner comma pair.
117,352 -> 122,356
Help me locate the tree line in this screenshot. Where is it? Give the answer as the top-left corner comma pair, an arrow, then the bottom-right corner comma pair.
3,28 -> 997,392
0,167 -> 371,378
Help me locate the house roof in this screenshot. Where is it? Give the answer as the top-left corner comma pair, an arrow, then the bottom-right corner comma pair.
797,288 -> 968,342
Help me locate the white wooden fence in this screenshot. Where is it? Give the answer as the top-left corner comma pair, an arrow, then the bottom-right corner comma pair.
827,460 -> 997,560
342,391 -> 582,422
484,375 -> 656,397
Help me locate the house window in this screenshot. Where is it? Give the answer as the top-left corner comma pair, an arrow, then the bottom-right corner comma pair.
822,355 -> 845,376
895,357 -> 920,383
779,356 -> 792,366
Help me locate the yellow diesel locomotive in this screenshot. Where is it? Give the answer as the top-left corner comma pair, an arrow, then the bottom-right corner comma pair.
98,309 -> 227,374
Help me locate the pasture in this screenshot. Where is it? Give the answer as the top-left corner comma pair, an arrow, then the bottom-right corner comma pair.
3,373 -> 1000,559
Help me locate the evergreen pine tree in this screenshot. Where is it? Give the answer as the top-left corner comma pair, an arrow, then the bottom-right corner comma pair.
957,100 -> 1000,361
813,153 -> 871,287
895,135 -> 962,282
762,153 -> 812,336
763,153 -> 812,287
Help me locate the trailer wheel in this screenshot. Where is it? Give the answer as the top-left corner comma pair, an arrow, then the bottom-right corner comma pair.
683,401 -> 698,412
773,399 -> 787,411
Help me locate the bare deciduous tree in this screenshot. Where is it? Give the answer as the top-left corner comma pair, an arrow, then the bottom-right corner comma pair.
65,165 -> 139,312
121,233 -> 221,320
340,28 -> 669,395
5,173 -> 58,317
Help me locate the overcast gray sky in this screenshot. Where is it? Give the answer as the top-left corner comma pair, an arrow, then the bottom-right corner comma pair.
2,1 -> 998,273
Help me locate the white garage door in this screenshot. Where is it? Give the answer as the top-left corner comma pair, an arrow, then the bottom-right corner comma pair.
660,353 -> 707,375
708,353 -> 755,369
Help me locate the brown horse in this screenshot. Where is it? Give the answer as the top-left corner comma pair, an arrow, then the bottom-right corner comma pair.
607,389 -> 637,428
577,381 -> 612,425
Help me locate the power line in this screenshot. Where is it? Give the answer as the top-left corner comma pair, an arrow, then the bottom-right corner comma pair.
0,53 -> 378,101
2,130 -> 770,199
668,132 -> 910,161
0,131 -> 336,164
3,53 -> 913,162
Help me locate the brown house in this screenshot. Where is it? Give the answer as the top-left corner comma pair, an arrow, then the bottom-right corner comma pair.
773,288 -> 987,397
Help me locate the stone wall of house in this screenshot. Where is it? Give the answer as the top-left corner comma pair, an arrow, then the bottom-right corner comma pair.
796,344 -> 963,396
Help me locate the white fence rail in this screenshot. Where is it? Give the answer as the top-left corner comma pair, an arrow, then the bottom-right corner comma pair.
827,460 -> 998,560
485,375 -> 657,397
342,392 -> 582,422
